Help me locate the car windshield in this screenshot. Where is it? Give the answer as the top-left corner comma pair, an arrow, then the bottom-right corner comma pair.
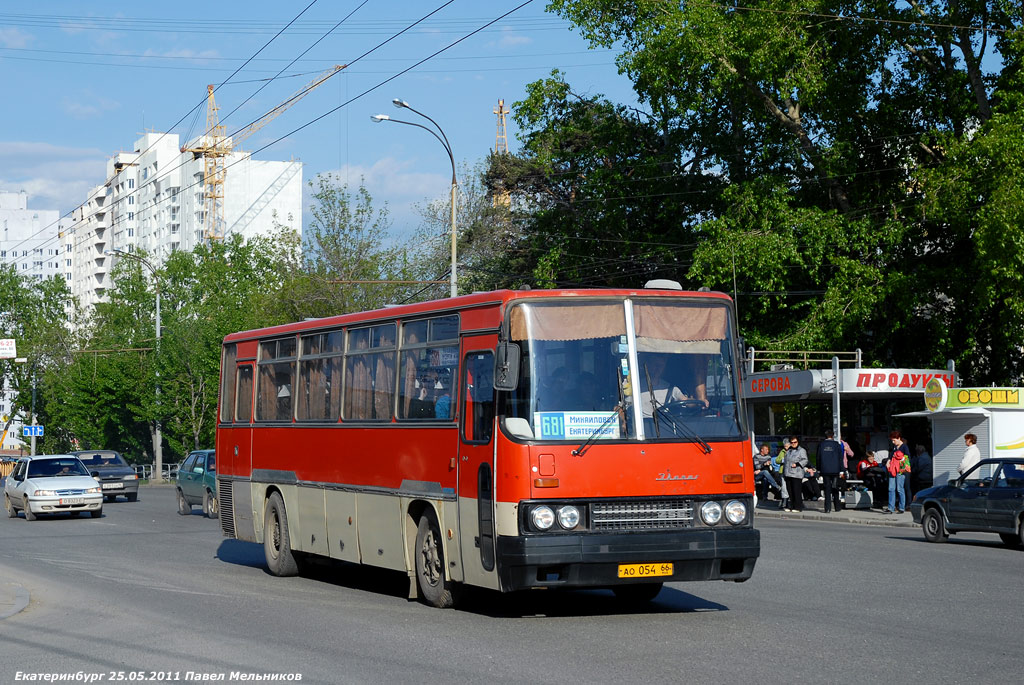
27,458 -> 90,477
77,452 -> 127,467
503,298 -> 743,442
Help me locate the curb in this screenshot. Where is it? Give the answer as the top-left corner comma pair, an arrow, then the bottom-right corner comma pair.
755,505 -> 917,528
0,582 -> 30,620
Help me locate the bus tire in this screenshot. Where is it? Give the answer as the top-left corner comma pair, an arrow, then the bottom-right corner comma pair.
612,582 -> 663,603
415,513 -> 456,608
264,492 -> 298,577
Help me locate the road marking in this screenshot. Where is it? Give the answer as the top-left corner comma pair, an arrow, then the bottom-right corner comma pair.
0,582 -> 30,619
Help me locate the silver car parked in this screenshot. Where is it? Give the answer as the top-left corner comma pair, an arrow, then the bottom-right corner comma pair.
3,455 -> 104,520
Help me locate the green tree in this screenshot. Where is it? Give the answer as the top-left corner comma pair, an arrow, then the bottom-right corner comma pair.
274,175 -> 427,319
0,266 -> 74,453
488,1 -> 1022,377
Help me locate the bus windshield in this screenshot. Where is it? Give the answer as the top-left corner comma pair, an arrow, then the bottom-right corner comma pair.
504,298 -> 743,442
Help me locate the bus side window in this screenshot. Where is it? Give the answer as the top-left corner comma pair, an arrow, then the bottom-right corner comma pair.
463,352 -> 495,443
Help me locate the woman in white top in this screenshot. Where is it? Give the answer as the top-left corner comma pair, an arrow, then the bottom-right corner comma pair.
958,433 -> 981,475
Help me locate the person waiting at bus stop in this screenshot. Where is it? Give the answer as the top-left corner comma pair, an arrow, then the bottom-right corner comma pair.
753,443 -> 782,500
817,429 -> 846,513
783,436 -> 809,512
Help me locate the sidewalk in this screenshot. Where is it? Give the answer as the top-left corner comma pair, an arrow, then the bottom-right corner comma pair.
754,494 -> 917,528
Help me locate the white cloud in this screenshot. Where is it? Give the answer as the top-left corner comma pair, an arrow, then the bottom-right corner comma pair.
0,142 -> 108,214
61,92 -> 121,120
497,33 -> 531,49
0,27 -> 32,49
141,48 -> 221,61
307,157 -> 450,238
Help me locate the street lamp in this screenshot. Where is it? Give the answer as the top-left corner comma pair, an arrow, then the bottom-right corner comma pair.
372,98 -> 458,297
105,249 -> 164,482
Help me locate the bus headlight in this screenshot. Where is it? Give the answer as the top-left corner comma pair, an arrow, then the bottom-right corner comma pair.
531,505 -> 555,530
557,505 -> 580,529
701,501 -> 723,525
725,500 -> 747,525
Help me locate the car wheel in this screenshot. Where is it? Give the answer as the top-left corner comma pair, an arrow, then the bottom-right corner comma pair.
1018,517 -> 1024,548
24,503 -> 37,521
176,489 -> 191,516
415,512 -> 457,608
921,508 -> 948,543
203,490 -> 219,519
264,492 -> 299,577
104,495 -> 114,503
91,508 -> 102,518
998,533 -> 1020,547
612,582 -> 664,603
127,493 -> 138,503
4,494 -> 17,518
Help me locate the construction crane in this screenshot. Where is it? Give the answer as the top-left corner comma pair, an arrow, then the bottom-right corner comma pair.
183,64 -> 345,241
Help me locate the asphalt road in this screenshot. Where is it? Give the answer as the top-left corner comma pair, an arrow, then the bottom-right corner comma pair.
0,486 -> 1018,683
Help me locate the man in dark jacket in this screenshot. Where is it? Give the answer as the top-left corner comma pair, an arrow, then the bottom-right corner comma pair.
817,428 -> 846,513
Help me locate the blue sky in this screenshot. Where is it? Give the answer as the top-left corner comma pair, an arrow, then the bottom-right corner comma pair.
0,1 -> 636,238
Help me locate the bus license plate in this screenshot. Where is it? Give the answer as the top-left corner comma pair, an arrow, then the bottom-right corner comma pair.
60,498 -> 84,506
617,562 -> 673,578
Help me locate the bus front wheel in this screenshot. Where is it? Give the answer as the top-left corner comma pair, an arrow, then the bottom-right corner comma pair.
264,492 -> 299,577
415,513 -> 456,608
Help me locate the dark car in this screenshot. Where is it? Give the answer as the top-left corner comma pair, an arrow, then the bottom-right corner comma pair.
175,449 -> 217,518
911,458 -> 1024,547
71,450 -> 139,502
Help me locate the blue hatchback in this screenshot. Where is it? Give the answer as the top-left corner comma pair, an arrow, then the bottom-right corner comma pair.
175,449 -> 217,518
911,458 -> 1024,547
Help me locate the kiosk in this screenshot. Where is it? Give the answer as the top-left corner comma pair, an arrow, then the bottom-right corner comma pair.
897,378 -> 1024,486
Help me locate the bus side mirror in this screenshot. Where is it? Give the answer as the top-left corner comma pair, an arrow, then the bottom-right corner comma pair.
494,342 -> 520,391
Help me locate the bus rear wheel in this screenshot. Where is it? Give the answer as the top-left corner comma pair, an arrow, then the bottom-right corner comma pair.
264,492 -> 298,577
415,513 -> 456,608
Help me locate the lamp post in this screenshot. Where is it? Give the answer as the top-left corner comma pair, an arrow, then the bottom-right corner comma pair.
105,249 -> 163,482
372,99 -> 457,297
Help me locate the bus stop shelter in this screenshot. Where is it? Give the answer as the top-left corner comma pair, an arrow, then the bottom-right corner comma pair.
742,351 -> 958,453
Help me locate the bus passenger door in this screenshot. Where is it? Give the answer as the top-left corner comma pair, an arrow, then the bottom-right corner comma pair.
230,361 -> 257,541
458,340 -> 499,590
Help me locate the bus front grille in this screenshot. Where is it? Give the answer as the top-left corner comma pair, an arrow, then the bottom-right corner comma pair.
218,480 -> 235,538
591,499 -> 694,531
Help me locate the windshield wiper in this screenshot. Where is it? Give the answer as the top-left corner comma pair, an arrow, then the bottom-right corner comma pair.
643,364 -> 662,438
652,403 -> 713,454
641,363 -> 712,453
572,369 -> 627,457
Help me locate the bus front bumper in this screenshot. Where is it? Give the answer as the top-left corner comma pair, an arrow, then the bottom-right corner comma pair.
494,527 -> 760,592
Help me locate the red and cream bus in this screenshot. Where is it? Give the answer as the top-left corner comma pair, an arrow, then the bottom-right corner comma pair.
215,283 -> 759,607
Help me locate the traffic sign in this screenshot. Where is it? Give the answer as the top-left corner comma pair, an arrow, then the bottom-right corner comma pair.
22,425 -> 43,437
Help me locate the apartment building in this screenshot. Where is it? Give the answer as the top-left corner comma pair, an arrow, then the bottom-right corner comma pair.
70,131 -> 302,310
0,190 -> 63,452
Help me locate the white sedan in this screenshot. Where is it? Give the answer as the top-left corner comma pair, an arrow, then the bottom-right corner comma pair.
3,455 -> 104,520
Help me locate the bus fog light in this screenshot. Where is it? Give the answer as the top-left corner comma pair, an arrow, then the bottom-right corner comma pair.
531,505 -> 555,530
701,501 -> 723,525
557,505 -> 580,529
725,500 -> 746,524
